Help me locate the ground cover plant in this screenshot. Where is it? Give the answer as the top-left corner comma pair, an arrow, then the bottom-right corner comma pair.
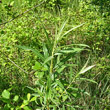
0,0 -> 110,110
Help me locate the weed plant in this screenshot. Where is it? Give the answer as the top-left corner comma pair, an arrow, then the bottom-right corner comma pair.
16,20 -> 96,109
0,0 -> 110,109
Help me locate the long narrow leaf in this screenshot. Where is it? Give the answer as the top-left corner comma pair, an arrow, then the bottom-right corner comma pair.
57,65 -> 66,73
80,55 -> 90,72
57,44 -> 90,49
54,53 -> 74,69
43,56 -> 53,65
63,23 -> 85,36
56,19 -> 68,41
77,78 -> 98,84
17,45 -> 45,62
37,16 -> 53,51
42,25 -> 53,51
57,48 -> 83,54
79,65 -> 95,74
43,44 -> 49,58
56,79 -> 65,90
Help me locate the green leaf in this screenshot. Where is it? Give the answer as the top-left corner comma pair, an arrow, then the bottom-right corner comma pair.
10,1 -> 14,6
26,86 -> 37,92
42,66 -> 48,71
43,56 -> 53,65
63,105 -> 66,110
42,26 -> 52,51
57,48 -> 83,54
63,23 -> 85,36
38,16 -> 53,51
56,19 -> 68,42
30,96 -> 37,102
77,78 -> 98,84
17,45 -> 45,62
72,93 -> 78,97
79,65 -> 95,74
62,95 -> 68,102
57,44 -> 89,50
80,55 -> 90,71
32,61 -> 41,70
27,93 -> 31,101
72,44 -> 90,48
21,100 -> 29,108
2,90 -> 10,99
13,95 -> 19,102
56,79 -> 64,90
34,72 -> 44,79
43,44 -> 49,58
84,92 -> 90,96
0,98 -> 10,103
57,65 -> 66,73
54,53 -> 74,69
4,104 -> 11,109
23,106 -> 31,110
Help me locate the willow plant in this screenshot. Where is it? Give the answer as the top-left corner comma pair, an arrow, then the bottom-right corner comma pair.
17,20 -> 96,110
49,20 -> 85,74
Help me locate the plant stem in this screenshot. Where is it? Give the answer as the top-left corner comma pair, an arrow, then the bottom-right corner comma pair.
47,99 -> 50,110
50,39 -> 57,74
60,73 -> 79,98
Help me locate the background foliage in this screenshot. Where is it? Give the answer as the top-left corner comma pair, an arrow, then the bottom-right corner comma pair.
0,0 -> 110,109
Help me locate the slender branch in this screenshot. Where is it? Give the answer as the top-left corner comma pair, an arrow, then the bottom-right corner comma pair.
50,40 -> 57,74
0,1 -> 45,26
7,58 -> 28,74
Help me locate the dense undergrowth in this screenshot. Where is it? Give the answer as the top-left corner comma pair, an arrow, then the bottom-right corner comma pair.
0,0 -> 110,109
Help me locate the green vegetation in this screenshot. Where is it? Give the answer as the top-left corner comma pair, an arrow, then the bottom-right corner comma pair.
0,0 -> 110,109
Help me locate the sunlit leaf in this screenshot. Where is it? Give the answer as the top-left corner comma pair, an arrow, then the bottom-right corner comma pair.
2,90 -> 10,99
77,78 -> 97,84
32,61 -> 41,70
56,19 -> 68,42
13,95 -> 19,102
79,65 -> 95,74
43,44 -> 49,58
30,96 -> 37,102
63,23 -> 85,36
57,48 -> 83,54
27,93 -> 31,101
23,106 -> 31,110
